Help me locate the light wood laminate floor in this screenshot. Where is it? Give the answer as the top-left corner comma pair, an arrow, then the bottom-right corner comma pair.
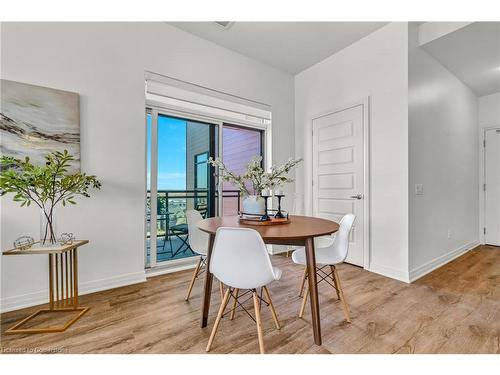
1,245 -> 499,354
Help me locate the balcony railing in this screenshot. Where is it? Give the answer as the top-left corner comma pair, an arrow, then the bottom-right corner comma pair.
146,189 -> 240,224
146,189 -> 240,263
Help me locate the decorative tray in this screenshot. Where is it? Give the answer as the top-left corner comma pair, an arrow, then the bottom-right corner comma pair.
238,211 -> 290,226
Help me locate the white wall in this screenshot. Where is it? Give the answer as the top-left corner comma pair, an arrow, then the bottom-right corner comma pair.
0,22 -> 295,312
294,23 -> 410,281
479,92 -> 500,129
408,23 -> 479,280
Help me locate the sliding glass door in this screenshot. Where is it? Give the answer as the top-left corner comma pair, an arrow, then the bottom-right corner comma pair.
145,111 -> 266,269
146,110 -> 218,268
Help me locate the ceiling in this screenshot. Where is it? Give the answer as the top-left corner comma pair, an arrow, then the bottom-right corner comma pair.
421,22 -> 500,97
169,22 -> 388,74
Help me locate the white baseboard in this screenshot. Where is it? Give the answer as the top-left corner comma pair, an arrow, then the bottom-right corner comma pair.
145,257 -> 198,278
409,241 -> 480,282
368,262 -> 410,283
269,244 -> 295,255
0,271 -> 146,313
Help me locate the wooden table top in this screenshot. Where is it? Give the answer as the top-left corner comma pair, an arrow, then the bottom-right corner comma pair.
197,215 -> 339,241
3,240 -> 89,255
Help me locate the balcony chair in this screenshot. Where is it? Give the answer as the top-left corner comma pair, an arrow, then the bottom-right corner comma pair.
146,212 -> 174,262
292,213 -> 355,323
169,221 -> 195,256
156,212 -> 173,254
206,227 -> 282,354
185,210 -> 224,301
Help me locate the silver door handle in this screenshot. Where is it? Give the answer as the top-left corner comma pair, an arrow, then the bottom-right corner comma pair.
350,194 -> 363,200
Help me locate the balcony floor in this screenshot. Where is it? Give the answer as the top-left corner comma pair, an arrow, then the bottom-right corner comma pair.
146,235 -> 196,263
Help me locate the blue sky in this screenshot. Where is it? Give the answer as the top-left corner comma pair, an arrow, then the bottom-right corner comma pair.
147,114 -> 186,190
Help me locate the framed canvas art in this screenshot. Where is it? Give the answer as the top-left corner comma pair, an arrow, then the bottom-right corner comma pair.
0,79 -> 80,172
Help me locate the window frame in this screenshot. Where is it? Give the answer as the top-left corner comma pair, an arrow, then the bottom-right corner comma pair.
145,93 -> 271,272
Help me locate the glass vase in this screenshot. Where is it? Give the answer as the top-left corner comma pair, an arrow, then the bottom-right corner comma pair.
40,208 -> 57,246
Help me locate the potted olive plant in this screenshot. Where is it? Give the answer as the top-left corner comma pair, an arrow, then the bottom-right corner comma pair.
208,155 -> 301,215
0,150 -> 101,246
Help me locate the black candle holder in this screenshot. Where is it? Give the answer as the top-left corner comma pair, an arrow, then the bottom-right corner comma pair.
274,194 -> 285,218
260,195 -> 271,221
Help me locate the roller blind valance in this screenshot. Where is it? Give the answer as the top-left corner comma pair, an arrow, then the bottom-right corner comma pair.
145,74 -> 271,127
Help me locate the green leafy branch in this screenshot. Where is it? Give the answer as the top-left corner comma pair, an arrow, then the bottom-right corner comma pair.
0,150 -> 101,243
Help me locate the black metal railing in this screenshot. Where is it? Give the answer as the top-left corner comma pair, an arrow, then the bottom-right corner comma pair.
145,189 -> 241,261
146,189 -> 240,237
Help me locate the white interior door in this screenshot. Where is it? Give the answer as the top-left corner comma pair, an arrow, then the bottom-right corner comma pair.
312,104 -> 365,266
485,128 -> 500,246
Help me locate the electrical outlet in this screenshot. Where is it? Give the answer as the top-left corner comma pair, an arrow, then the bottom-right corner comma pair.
447,229 -> 452,239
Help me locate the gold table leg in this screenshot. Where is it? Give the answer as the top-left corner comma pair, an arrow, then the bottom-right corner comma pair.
5,247 -> 89,335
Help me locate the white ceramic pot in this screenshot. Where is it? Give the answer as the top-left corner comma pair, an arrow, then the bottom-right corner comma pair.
242,195 -> 266,215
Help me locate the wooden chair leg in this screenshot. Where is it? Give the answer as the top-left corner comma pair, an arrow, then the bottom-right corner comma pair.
263,286 -> 280,330
257,288 -> 262,311
252,291 -> 265,354
230,288 -> 239,320
298,266 -> 308,297
299,287 -> 309,318
219,281 -> 224,300
332,266 -> 351,323
330,265 -> 341,300
185,257 -> 202,301
206,289 -> 231,352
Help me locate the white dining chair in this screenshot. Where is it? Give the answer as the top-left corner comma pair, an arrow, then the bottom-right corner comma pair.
292,213 -> 355,323
185,210 -> 224,301
297,234 -> 336,297
206,227 -> 282,354
290,197 -> 334,297
286,195 -> 336,296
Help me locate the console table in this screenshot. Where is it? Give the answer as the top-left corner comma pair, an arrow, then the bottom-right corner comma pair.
2,240 -> 89,334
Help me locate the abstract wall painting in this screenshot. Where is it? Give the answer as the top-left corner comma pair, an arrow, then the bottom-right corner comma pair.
0,79 -> 80,172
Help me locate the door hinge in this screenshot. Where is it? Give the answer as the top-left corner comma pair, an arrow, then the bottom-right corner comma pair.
484,183 -> 486,192
483,139 -> 486,147
484,227 -> 486,235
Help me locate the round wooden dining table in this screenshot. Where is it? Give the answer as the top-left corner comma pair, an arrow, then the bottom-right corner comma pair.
197,215 -> 340,346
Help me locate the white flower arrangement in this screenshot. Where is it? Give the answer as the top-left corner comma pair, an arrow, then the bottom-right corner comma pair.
208,156 -> 302,196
